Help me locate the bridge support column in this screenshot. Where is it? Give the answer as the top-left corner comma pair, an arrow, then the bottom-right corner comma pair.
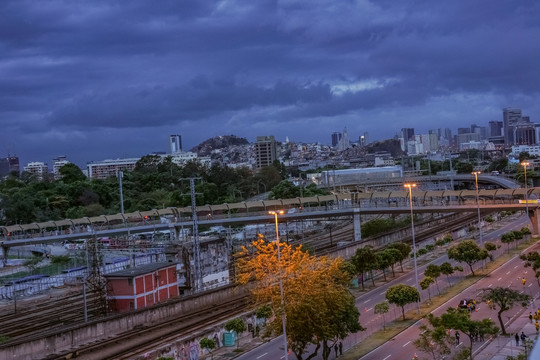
353,209 -> 361,242
1,245 -> 9,267
530,208 -> 540,236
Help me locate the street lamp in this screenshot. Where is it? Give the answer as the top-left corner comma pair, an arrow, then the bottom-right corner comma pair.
522,161 -> 530,217
269,210 -> 289,360
404,183 -> 421,313
472,171 -> 485,270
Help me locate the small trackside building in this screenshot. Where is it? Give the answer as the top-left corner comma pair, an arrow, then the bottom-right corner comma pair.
105,262 -> 179,313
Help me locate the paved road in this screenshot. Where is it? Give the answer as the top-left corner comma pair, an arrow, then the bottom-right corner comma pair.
236,215 -> 531,360
360,218 -> 537,360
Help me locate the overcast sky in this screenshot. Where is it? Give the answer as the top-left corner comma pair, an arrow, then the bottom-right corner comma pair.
1,0 -> 539,167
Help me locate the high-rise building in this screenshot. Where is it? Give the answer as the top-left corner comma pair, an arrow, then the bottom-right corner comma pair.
23,161 -> 48,181
255,136 -> 277,168
331,132 -> 342,147
471,124 -> 488,140
337,127 -> 350,151
489,121 -> 503,137
0,156 -> 19,177
170,134 -> 182,154
401,128 -> 414,141
503,108 -> 522,145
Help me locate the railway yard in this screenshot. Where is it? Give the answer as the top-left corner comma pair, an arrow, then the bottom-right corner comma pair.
0,210 -> 493,359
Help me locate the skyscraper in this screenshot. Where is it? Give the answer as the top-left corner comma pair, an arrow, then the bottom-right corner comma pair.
170,134 -> 182,154
488,121 -> 503,137
401,128 -> 414,141
255,135 -> 277,168
331,132 -> 342,147
503,108 -> 522,145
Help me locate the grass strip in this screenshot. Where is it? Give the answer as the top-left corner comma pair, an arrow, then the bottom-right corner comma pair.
340,238 -> 537,360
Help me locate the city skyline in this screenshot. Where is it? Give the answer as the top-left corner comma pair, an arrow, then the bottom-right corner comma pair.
1,1 -> 539,166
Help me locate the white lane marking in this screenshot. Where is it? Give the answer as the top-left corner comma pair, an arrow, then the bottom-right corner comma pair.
257,353 -> 267,359
497,277 -> 502,281
379,291 -> 386,295
407,278 -> 413,282
506,271 -> 511,275
515,265 -> 519,269
402,341 -> 411,347
488,284 -> 493,287
383,355 -> 392,360
529,284 -> 533,288
367,307 -> 373,312
364,299 -> 371,304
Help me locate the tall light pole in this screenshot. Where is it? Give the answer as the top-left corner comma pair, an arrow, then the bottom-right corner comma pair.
472,172 -> 483,247
522,161 -> 530,218
269,210 -> 288,360
472,171 -> 484,269
404,183 -> 421,313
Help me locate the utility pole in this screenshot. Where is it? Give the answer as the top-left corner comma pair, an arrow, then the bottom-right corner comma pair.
181,178 -> 203,292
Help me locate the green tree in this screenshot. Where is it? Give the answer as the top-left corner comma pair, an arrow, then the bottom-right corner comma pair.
351,246 -> 378,289
429,307 -> 498,360
447,240 -> 488,276
374,302 -> 390,330
487,158 -> 508,173
269,180 -> 299,199
501,232 -> 516,253
483,242 -> 497,261
58,163 -> 86,183
24,256 -> 42,274
413,323 -> 452,360
439,262 -> 463,287
420,276 -> 435,301
383,248 -> 402,277
424,264 -> 442,295
520,252 -> 540,286
224,318 -> 247,348
199,337 -> 217,359
480,287 -> 530,335
255,304 -> 272,321
386,284 -> 420,320
376,250 -> 393,281
387,242 -> 411,272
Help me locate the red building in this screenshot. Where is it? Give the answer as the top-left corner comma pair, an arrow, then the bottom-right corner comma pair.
106,262 -> 179,313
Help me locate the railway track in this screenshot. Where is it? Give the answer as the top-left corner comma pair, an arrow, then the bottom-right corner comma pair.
44,295 -> 249,360
0,210 -> 486,358
0,291 -> 100,341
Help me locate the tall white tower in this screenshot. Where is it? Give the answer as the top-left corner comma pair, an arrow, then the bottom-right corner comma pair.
170,135 -> 182,154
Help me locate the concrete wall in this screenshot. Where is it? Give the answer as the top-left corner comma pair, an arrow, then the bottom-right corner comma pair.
0,285 -> 247,360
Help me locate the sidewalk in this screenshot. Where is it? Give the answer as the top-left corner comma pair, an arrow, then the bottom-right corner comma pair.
475,310 -> 538,360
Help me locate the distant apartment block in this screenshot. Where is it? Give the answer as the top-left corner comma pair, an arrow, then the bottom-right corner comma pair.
511,145 -> 540,157
87,152 -> 201,179
23,161 -> 48,181
255,135 -> 277,168
87,158 -> 139,179
52,156 -> 70,180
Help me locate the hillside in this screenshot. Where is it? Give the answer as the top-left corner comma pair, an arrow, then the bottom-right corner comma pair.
190,135 -> 249,156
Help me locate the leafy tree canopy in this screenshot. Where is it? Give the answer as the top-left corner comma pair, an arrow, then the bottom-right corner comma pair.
237,239 -> 363,360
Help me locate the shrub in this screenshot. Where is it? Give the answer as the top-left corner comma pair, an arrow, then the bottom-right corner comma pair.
417,248 -> 428,256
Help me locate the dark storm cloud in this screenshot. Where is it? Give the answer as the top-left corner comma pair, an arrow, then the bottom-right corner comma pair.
1,0 -> 540,165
